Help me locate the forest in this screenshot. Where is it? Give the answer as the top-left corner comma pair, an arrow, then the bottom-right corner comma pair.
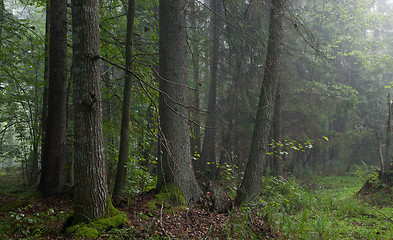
2,0 -> 393,239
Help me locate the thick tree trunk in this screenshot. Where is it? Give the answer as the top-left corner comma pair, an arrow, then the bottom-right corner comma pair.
236,0 -> 285,205
200,0 -> 221,178
38,0 -> 67,196
112,0 -> 136,206
158,0 -> 201,204
72,0 -> 108,222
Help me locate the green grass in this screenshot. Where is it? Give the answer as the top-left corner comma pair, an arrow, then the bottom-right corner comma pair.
256,175 -> 393,239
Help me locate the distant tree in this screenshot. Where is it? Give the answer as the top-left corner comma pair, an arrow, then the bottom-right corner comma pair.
38,0 -> 67,196
199,0 -> 221,178
157,0 -> 201,204
113,0 -> 136,205
188,0 -> 201,161
236,0 -> 285,204
72,0 -> 108,221
272,79 -> 283,177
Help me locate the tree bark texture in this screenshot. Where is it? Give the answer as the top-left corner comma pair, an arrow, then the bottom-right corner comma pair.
158,0 -> 201,204
72,0 -> 108,222
38,0 -> 67,196
112,0 -> 136,205
236,0 -> 285,205
200,0 -> 221,178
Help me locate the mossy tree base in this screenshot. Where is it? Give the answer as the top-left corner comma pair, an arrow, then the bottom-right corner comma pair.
64,198 -> 127,238
147,184 -> 186,210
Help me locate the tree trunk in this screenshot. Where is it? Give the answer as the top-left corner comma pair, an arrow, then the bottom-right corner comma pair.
112,0 -> 136,206
72,0 -> 108,222
40,2 -> 50,183
386,93 -> 392,169
377,131 -> 385,174
158,0 -> 201,204
37,0 -> 67,197
236,0 -> 285,205
189,0 -> 201,160
0,0 -> 3,51
218,54 -> 242,173
272,78 -> 283,177
199,0 -> 221,178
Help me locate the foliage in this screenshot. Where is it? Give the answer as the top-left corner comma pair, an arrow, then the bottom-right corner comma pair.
125,157 -> 156,197
1,201 -> 69,239
255,175 -> 393,239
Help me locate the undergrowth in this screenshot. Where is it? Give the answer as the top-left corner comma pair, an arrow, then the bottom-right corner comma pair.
255,176 -> 393,239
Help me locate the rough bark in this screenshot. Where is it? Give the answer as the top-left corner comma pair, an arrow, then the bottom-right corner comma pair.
199,0 -> 221,178
72,0 -> 108,222
112,0 -> 136,206
236,0 -> 285,205
158,0 -> 201,204
38,0 -> 67,196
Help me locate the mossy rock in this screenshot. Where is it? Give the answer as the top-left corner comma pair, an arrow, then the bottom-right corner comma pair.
147,184 -> 186,210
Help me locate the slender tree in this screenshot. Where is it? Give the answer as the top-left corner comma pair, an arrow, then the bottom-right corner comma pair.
236,0 -> 285,204
72,0 -> 108,221
272,78 -> 283,177
37,0 -> 67,196
158,0 -> 201,204
112,0 -> 136,205
386,93 -> 392,169
189,0 -> 201,160
40,2 -> 50,185
199,0 -> 221,178
0,0 -> 3,51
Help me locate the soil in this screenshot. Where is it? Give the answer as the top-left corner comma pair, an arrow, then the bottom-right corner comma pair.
0,190 -> 279,239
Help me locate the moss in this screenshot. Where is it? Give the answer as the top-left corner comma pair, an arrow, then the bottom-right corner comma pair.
93,213 -> 127,231
147,199 -> 158,210
65,197 -> 128,238
68,225 -> 99,239
147,183 -> 186,210
105,198 -> 123,217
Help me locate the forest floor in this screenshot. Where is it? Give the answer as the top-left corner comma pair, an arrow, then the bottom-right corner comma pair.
1,167 -> 393,239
